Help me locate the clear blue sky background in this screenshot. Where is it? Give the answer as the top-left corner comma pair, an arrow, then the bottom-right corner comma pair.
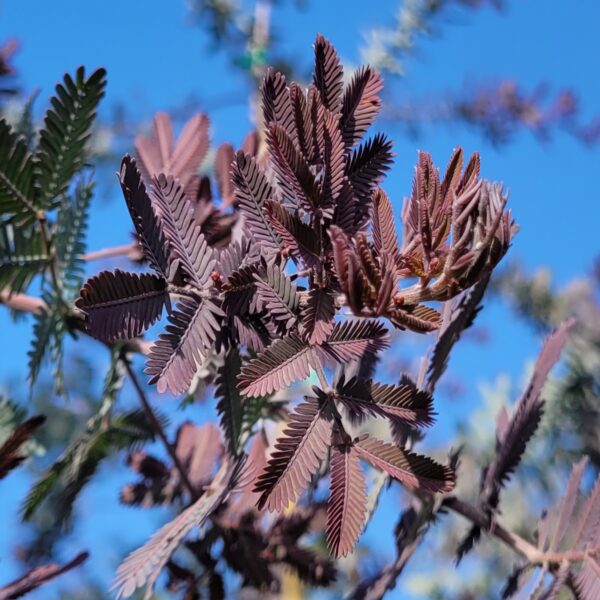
1,0 -> 599,597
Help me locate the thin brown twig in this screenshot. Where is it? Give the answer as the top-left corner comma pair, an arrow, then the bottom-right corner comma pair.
122,358 -> 198,501
83,242 -> 137,262
445,496 -> 600,567
0,289 -> 46,314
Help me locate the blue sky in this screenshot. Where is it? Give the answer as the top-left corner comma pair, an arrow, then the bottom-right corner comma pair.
1,0 -> 599,597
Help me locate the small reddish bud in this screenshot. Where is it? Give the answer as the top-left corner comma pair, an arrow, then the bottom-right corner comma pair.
211,270 -> 223,290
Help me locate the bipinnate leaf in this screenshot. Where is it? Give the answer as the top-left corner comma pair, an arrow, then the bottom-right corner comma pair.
327,443 -> 367,558
214,142 -> 235,205
27,288 -> 64,388
0,223 -> 48,294
215,348 -> 244,456
346,133 -> 394,206
254,396 -> 334,511
321,319 -> 389,363
388,303 -> 441,333
302,287 -> 336,345
0,551 -> 88,600
112,458 -> 244,600
266,200 -> 321,268
355,436 -> 455,493
231,151 -> 281,254
341,66 -> 383,147
0,119 -> 36,225
36,67 -> 106,208
267,122 -> 319,211
313,34 -> 344,114
22,350 -> 150,527
425,276 -> 489,394
76,270 -> 169,342
146,297 -> 223,395
548,456 -> 588,552
135,112 -> 209,196
261,68 -> 296,140
254,261 -> 300,333
372,188 -> 400,266
55,178 -> 93,294
321,110 -> 345,211
481,319 -> 575,508
290,82 -> 314,162
119,156 -> 171,278
149,173 -> 215,288
336,376 -> 434,428
238,334 -> 316,397
175,422 -> 222,490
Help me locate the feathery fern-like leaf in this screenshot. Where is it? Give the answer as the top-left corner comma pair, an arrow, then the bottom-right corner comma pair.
22,349 -> 130,523
55,178 -> 93,295
0,119 -> 37,225
119,156 -> 171,279
313,34 -> 343,114
238,334 -> 316,397
76,270 -> 169,342
335,376 -> 434,428
36,67 -> 106,208
341,66 -> 383,148
425,276 -> 488,394
232,151 -> 281,254
302,287 -> 336,345
321,319 -> 389,363
254,395 -> 333,511
261,68 -> 296,141
388,303 -> 441,333
112,458 -> 244,600
215,348 -> 244,456
346,133 -> 394,205
150,173 -> 215,288
327,443 -> 367,558
481,319 -> 575,509
266,200 -> 321,268
254,261 -> 300,333
355,436 -> 455,493
321,110 -> 345,212
146,297 -> 223,395
135,112 -> 209,197
0,223 -> 48,293
372,188 -> 400,266
267,122 -> 320,212
28,288 -> 64,388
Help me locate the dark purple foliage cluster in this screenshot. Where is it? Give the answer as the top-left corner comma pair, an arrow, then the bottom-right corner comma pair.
3,32 -> 597,600
75,35 -> 515,570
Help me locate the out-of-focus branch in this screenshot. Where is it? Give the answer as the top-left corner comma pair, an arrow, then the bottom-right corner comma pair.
351,491 -> 598,599
382,80 -> 600,146
83,242 -> 138,262
0,289 -> 46,314
361,0 -> 503,76
0,551 -> 88,600
123,359 -> 198,501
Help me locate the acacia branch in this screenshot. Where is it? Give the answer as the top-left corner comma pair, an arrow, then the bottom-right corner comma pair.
445,496 -> 600,567
83,242 -> 137,262
123,358 -> 198,501
0,289 -> 46,314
